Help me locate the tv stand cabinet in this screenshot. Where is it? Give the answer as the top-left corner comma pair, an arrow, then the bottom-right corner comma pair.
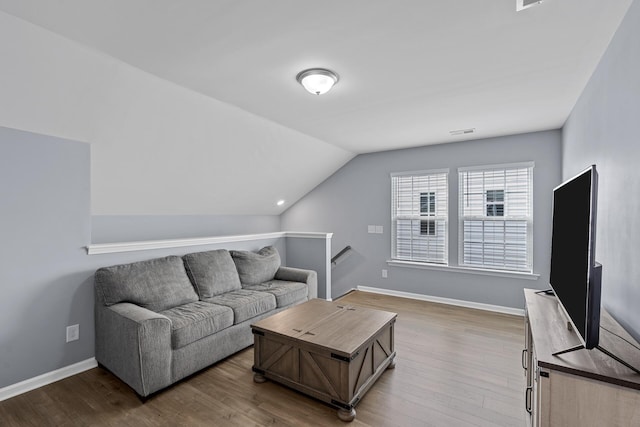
523,289 -> 640,426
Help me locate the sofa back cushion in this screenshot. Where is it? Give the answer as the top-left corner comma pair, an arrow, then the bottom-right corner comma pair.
183,249 -> 242,298
95,256 -> 198,312
230,246 -> 281,286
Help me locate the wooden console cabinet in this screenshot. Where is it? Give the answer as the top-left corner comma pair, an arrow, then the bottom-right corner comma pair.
523,289 -> 640,426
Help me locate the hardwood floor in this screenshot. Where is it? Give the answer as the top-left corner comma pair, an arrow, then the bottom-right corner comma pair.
0,291 -> 526,426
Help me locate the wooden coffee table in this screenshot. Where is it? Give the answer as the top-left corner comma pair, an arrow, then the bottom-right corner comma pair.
251,299 -> 397,422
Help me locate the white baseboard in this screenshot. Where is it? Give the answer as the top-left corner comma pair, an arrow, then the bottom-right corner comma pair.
332,288 -> 358,301
356,286 -> 525,316
0,358 -> 97,402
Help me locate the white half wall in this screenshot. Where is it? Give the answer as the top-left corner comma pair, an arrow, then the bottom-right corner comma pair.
0,11 -> 354,215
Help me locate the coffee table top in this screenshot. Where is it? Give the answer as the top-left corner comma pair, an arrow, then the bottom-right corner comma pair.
251,299 -> 397,357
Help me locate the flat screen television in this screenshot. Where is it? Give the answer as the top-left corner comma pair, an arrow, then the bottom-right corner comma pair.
549,165 -> 602,351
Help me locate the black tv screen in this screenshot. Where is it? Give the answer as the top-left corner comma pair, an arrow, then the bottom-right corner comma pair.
549,165 -> 601,350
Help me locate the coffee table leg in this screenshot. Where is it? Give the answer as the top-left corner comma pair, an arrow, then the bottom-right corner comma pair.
253,373 -> 267,383
337,407 -> 356,422
387,356 -> 396,369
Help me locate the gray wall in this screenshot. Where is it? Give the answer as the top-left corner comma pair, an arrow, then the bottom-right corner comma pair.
286,237 -> 330,300
92,215 -> 280,243
0,126 -> 295,389
0,127 -> 92,388
562,0 -> 640,340
282,131 -> 562,307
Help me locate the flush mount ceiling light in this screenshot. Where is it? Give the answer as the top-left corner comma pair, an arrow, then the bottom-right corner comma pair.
276,200 -> 285,206
296,68 -> 339,95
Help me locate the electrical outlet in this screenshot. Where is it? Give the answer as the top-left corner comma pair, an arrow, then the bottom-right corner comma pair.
375,225 -> 384,234
367,225 -> 376,234
382,269 -> 388,278
66,324 -> 79,342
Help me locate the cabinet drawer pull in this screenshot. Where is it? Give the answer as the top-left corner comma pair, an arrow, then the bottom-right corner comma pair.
525,386 -> 533,414
522,349 -> 528,371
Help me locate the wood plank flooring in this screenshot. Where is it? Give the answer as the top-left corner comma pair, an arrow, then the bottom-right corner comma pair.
0,291 -> 526,426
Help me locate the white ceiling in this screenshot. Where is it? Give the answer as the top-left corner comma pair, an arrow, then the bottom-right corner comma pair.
0,0 -> 632,154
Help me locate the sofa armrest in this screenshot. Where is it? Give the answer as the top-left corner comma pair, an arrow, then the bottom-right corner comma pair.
95,302 -> 172,397
275,266 -> 318,300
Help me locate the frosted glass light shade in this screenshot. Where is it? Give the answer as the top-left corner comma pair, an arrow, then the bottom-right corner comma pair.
296,68 -> 339,95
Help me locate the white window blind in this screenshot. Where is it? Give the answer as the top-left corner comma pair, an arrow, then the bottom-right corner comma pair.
459,163 -> 533,272
391,170 -> 448,264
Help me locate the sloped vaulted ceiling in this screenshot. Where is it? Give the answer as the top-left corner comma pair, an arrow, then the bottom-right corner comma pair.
0,1 -> 633,215
0,10 -> 353,215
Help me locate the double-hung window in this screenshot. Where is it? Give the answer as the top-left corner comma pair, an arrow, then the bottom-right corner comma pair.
391,169 -> 448,264
459,163 -> 533,272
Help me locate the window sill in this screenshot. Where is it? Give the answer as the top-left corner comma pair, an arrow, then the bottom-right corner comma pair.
386,259 -> 540,280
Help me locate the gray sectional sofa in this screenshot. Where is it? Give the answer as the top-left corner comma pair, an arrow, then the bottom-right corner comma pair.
94,246 -> 317,397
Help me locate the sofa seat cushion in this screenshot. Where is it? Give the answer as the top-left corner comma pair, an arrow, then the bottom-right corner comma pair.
230,246 -> 281,286
243,280 -> 308,308
95,256 -> 199,312
159,301 -> 234,349
183,249 -> 242,298
204,289 -> 276,324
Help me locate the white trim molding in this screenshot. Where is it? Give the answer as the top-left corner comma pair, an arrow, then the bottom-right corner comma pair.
390,167 -> 450,177
357,286 -> 525,316
87,231 -> 333,255
387,259 -> 540,280
458,161 -> 535,172
284,232 -> 333,240
0,358 -> 97,402
325,234 -> 333,301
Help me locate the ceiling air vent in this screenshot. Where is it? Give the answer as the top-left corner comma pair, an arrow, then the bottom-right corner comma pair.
450,128 -> 475,136
517,0 -> 543,11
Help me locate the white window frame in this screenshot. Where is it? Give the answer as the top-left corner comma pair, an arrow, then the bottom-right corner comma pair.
458,162 -> 534,273
391,169 -> 449,265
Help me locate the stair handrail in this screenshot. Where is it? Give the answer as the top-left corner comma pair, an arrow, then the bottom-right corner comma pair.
331,245 -> 352,266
